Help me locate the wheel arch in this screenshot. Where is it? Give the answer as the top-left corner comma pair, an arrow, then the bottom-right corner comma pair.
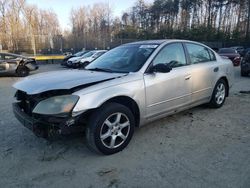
218,76 -> 229,97
102,96 -> 140,127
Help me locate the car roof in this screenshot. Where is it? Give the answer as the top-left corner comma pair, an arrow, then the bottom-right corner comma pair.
218,48 -> 238,53
219,48 -> 235,50
121,39 -> 208,46
0,52 -> 19,56
0,52 -> 28,58
91,50 -> 107,53
123,40 -> 168,46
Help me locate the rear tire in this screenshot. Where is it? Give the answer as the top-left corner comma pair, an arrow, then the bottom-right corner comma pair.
209,79 -> 227,108
85,102 -> 135,155
16,66 -> 29,77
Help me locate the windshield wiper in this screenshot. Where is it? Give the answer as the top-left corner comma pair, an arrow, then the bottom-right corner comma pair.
87,67 -> 114,73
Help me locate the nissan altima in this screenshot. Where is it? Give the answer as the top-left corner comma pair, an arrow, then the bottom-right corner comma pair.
13,40 -> 234,155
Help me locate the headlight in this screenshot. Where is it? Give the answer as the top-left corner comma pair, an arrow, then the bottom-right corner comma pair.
72,60 -> 79,64
33,95 -> 79,116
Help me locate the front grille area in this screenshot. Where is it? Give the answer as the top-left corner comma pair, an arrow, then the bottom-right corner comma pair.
15,89 -> 72,116
15,90 -> 39,116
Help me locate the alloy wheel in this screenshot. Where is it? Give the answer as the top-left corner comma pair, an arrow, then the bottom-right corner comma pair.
215,83 -> 226,105
100,112 -> 130,149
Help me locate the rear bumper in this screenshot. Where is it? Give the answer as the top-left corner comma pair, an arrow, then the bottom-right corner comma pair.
13,103 -> 83,138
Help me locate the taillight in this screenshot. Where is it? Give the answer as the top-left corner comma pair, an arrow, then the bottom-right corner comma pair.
233,57 -> 241,61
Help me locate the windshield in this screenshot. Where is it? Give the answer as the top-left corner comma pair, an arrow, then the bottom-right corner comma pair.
81,51 -> 94,58
85,44 -> 158,73
74,51 -> 86,57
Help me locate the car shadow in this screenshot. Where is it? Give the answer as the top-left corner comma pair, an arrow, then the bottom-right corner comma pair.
37,104 -> 210,157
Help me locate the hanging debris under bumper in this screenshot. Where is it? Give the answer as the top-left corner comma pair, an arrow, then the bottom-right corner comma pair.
13,102 -> 84,138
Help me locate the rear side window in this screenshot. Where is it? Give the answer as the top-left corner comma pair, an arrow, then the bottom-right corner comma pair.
185,43 -> 212,64
208,49 -> 216,61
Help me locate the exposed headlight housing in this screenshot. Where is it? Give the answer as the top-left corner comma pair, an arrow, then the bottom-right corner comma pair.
32,95 -> 79,116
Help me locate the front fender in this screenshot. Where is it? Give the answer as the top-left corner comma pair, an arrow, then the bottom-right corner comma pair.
72,80 -> 145,116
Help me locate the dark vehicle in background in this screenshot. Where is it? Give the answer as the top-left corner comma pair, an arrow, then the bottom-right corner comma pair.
241,48 -> 250,57
241,51 -> 250,77
0,53 -> 38,77
61,51 -> 89,66
230,46 -> 244,56
218,48 -> 241,66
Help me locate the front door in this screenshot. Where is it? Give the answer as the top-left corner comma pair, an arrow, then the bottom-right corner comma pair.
144,43 -> 192,118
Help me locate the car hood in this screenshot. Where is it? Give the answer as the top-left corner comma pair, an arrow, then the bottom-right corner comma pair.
68,56 -> 82,61
13,69 -> 126,95
80,57 -> 91,63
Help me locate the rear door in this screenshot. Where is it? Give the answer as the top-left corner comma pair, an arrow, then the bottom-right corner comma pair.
144,43 -> 192,118
3,54 -> 19,72
184,43 -> 219,103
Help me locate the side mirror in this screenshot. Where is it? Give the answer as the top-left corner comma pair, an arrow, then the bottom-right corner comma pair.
149,64 -> 172,73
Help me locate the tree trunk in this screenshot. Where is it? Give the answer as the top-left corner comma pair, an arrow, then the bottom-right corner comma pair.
246,0 -> 250,40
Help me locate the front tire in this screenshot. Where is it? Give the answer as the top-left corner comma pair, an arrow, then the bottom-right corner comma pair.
86,103 -> 135,155
16,66 -> 29,77
209,79 -> 227,108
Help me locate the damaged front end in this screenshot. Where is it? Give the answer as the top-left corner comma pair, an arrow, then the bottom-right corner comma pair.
13,90 -> 86,138
12,69 -> 127,138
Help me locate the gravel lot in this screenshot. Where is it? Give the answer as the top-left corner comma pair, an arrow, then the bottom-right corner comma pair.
0,64 -> 250,188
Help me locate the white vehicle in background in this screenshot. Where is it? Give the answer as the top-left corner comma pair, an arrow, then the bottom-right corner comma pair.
68,50 -> 107,68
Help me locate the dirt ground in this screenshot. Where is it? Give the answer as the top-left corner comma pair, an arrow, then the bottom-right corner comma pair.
0,64 -> 249,188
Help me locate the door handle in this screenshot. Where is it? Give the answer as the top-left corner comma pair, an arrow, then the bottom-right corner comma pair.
185,75 -> 191,80
214,67 -> 219,72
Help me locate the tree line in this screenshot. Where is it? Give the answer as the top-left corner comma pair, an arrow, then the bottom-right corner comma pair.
0,0 -> 60,54
1,0 -> 250,54
118,0 -> 250,43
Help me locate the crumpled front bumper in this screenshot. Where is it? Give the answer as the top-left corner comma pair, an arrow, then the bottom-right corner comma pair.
13,102 -> 84,138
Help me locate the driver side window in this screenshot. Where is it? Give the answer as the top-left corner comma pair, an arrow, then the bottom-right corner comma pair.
152,43 -> 186,68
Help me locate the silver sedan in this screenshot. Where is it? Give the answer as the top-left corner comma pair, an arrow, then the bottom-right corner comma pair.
0,53 -> 38,76
13,40 -> 234,155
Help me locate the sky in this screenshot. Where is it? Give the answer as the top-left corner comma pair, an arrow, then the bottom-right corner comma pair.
27,0 -> 153,30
